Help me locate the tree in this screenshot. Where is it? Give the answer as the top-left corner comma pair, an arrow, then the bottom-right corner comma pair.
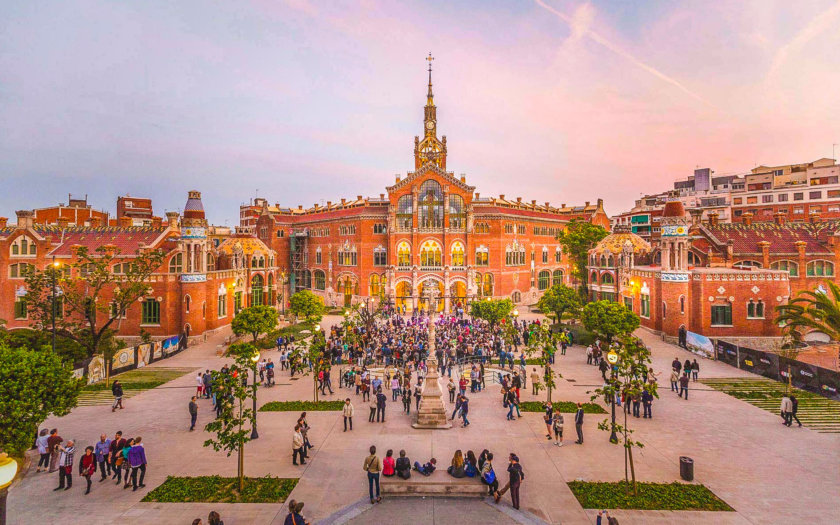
231,305 -> 279,344
204,342 -> 258,492
523,323 -> 559,402
469,298 -> 514,327
776,282 -> 840,341
23,246 -> 164,383
537,284 -> 582,325
590,336 -> 657,495
581,300 -> 640,345
306,328 -> 328,402
556,220 -> 608,298
289,290 -> 325,326
0,343 -> 81,456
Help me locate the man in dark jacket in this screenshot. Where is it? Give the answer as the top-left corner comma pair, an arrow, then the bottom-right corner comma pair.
376,389 -> 387,422
111,380 -> 124,412
574,403 -> 584,444
493,453 -> 525,509
679,372 -> 690,399
189,396 -> 198,431
789,395 -> 803,427
672,357 -> 682,373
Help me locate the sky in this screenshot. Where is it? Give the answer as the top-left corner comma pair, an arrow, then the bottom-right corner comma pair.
1,0 -> 840,225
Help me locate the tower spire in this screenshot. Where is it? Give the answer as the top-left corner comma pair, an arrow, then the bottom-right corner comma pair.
426,52 -> 434,105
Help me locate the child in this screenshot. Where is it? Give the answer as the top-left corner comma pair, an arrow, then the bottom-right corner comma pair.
413,458 -> 437,476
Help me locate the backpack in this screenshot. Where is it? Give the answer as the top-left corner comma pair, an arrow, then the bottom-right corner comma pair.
483,468 -> 496,484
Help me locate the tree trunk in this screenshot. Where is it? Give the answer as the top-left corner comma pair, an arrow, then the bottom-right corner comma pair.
238,442 -> 244,493
623,410 -> 629,484
627,445 -> 637,495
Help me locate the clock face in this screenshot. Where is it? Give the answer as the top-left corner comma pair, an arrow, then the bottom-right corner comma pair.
426,121 -> 435,130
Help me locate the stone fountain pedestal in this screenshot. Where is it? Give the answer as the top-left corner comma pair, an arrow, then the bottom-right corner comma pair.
412,321 -> 452,430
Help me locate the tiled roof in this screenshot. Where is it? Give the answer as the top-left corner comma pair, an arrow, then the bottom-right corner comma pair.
35,226 -> 171,257
217,237 -> 271,256
593,231 -> 651,254
701,221 -> 839,256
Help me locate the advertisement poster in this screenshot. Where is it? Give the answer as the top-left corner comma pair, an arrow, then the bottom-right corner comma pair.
686,331 -> 714,358
738,347 -> 779,381
717,340 -> 738,366
817,368 -> 840,401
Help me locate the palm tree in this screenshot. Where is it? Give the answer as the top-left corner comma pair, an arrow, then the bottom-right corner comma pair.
776,281 -> 840,342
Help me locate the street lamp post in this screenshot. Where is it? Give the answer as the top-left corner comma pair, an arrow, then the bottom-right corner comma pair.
250,350 -> 260,439
51,258 -> 59,353
0,453 -> 19,525
607,350 -> 619,444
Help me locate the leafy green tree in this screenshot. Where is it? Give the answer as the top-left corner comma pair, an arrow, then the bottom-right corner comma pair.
537,284 -> 582,325
232,305 -> 279,343
523,323 -> 559,402
556,220 -> 608,297
0,327 -> 87,363
23,246 -> 164,383
0,343 -> 81,456
289,290 -> 325,326
306,328 -> 328,402
582,300 -> 640,345
204,342 -> 258,492
590,336 -> 657,495
469,298 -> 514,327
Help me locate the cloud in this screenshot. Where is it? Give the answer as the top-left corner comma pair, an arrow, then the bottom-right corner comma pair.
766,0 -> 840,79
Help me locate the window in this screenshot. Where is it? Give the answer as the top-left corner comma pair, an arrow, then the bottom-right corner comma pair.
733,260 -> 762,269
370,274 -> 386,297
810,191 -> 822,200
397,195 -> 413,229
420,240 -> 442,267
679,296 -> 685,314
762,195 -> 773,203
793,206 -> 804,214
10,236 -> 36,256
314,270 -> 326,290
418,179 -> 444,228
794,193 -> 804,201
552,269 -> 563,286
450,242 -> 465,266
373,223 -> 387,234
505,243 -> 526,266
234,292 -> 242,314
640,294 -> 650,318
475,223 -> 490,234
481,273 -> 494,297
110,300 -> 126,319
733,198 -> 742,205
475,245 -> 489,266
711,304 -> 732,326
251,274 -> 264,305
807,260 -> 834,277
828,190 -> 840,198
184,295 -> 191,314
339,225 -> 357,235
504,223 -> 514,234
555,247 -> 561,263
14,297 -> 27,319
541,247 -> 548,264
778,194 -> 789,202
747,197 -> 757,204
217,294 -> 227,318
338,248 -> 358,266
449,195 -> 465,229
662,301 -> 667,319
169,253 -> 183,273
374,246 -> 387,266
10,263 -> 34,279
517,225 -> 526,235
141,299 -> 160,325
538,270 -> 550,290
600,273 -> 615,285
315,248 -> 322,265
747,300 -> 764,319
397,242 -> 411,267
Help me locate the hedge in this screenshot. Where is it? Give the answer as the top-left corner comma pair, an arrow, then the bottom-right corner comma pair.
567,481 -> 733,511
519,401 -> 606,413
259,400 -> 344,412
142,476 -> 298,503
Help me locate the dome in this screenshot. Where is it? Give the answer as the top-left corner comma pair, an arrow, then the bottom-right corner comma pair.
592,229 -> 651,255
183,190 -> 205,220
663,199 -> 686,218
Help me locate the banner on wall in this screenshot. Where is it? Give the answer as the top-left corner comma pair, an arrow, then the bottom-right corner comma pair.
780,358 -> 821,394
152,341 -> 163,360
111,346 -> 136,373
817,367 -> 840,401
716,340 -> 738,366
161,335 -> 180,356
137,343 -> 152,368
686,331 -> 714,358
738,346 -> 779,381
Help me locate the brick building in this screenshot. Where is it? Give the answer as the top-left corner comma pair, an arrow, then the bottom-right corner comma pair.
116,195 -> 155,225
252,64 -> 609,312
13,194 -> 112,228
1,191 -> 278,342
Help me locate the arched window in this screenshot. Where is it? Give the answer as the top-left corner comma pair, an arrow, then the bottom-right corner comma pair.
267,274 -> 275,305
206,253 -> 215,271
542,247 -> 549,264
555,247 -> 561,263
397,242 -> 412,268
680,295 -> 685,314
169,253 -> 183,273
373,246 -> 387,266
590,270 -> 598,283
420,240 -> 442,267
184,295 -> 191,314
418,179 -> 443,228
807,260 -> 834,277
475,245 -> 489,266
600,255 -> 607,266
512,291 -> 521,303
662,301 -> 667,319
370,274 -> 386,297
314,269 -> 326,290
251,274 -> 264,306
733,260 -> 762,269
338,246 -> 358,266
538,270 -> 550,290
601,273 -> 615,285
397,195 -> 413,230
449,195 -> 465,229
304,270 -> 312,289
482,273 -> 494,297
505,243 -> 525,266
553,269 -> 564,286
10,236 -> 36,256
771,260 -> 799,277
747,299 -> 765,318
450,241 -> 465,267
607,255 -> 615,267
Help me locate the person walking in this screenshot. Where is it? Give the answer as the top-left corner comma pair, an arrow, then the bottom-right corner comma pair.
35,429 -> 50,472
460,395 -> 470,427
531,368 -> 541,396
112,380 -> 124,412
53,440 -> 75,491
543,403 -> 554,440
94,434 -> 111,480
109,431 -> 126,481
451,394 -> 463,421
574,403 -> 584,444
670,370 -> 679,393
78,446 -> 97,495
119,438 -> 134,488
196,372 -> 205,397
495,454 -> 524,509
691,359 -> 700,381
368,394 -> 377,423
789,394 -> 803,427
363,445 -> 382,504
780,395 -> 793,425
376,389 -> 387,423
128,436 -> 147,491
678,372 -> 689,399
189,396 -> 199,431
292,425 -> 306,465
47,428 -> 62,473
343,398 -> 354,431
448,377 -> 456,403
390,376 -> 400,401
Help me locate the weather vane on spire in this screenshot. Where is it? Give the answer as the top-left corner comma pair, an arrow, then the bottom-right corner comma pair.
426,52 -> 434,72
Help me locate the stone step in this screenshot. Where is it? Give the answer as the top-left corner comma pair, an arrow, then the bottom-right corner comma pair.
381,477 -> 489,497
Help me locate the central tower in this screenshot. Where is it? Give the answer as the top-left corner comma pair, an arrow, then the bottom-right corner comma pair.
414,53 -> 447,170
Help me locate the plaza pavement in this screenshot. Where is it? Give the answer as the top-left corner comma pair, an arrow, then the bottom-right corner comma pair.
7,314 -> 840,524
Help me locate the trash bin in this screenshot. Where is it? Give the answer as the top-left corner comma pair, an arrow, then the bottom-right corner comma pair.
679,456 -> 694,481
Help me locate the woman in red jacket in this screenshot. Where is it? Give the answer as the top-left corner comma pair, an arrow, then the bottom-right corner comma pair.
79,446 -> 97,495
382,449 -> 396,477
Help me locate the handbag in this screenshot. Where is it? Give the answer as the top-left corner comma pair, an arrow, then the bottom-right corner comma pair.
483,468 -> 496,484
115,457 -> 124,467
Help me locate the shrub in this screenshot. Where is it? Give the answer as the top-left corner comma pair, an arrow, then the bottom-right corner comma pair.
519,401 -> 606,413
142,475 -> 298,503
567,481 -> 733,511
259,400 -> 344,412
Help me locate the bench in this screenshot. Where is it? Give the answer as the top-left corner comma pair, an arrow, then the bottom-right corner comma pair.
381,475 -> 488,498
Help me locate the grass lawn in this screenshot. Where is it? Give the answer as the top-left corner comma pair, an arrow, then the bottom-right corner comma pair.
519,401 -> 606,413
260,400 -> 345,412
256,323 -> 314,349
568,481 -> 733,511
142,476 -> 298,503
82,367 -> 194,391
